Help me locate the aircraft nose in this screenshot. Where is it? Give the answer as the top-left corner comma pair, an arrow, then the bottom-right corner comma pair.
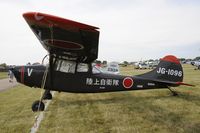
10,66 -> 25,83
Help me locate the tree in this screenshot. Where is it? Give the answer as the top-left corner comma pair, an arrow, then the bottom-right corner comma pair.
194,56 -> 200,60
0,63 -> 7,68
148,59 -> 154,62
123,61 -> 129,65
179,58 -> 186,62
94,60 -> 101,64
102,60 -> 107,65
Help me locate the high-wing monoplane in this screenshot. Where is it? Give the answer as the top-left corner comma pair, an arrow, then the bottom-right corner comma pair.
11,12 -> 193,112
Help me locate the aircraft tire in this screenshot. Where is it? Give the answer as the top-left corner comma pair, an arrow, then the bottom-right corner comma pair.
32,100 -> 45,112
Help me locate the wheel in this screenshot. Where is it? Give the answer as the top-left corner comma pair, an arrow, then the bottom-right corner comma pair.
32,100 -> 45,112
43,92 -> 52,100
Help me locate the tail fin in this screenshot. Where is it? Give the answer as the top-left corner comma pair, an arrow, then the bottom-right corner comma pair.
137,55 -> 193,86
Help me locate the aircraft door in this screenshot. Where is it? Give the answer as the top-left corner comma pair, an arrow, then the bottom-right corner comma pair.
52,60 -> 89,91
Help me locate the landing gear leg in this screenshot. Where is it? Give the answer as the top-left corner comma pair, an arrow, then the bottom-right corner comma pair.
42,90 -> 52,100
167,86 -> 178,96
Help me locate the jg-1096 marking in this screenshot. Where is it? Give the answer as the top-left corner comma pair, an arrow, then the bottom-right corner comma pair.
157,67 -> 182,77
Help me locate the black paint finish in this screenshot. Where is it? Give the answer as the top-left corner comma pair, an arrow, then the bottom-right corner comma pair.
11,58 -> 183,93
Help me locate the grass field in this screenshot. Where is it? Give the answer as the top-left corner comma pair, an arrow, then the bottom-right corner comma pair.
0,64 -> 200,133
0,72 -> 8,79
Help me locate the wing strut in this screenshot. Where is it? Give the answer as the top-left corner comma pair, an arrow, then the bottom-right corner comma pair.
32,24 -> 55,112
49,23 -> 54,91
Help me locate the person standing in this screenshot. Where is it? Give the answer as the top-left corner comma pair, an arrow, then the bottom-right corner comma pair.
8,70 -> 14,82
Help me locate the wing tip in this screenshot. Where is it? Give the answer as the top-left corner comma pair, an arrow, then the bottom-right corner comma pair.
22,12 -> 99,30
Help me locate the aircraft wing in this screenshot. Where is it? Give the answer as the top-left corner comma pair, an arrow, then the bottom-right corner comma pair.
23,12 -> 100,63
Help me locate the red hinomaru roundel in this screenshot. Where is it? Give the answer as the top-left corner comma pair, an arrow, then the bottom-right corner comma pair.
123,77 -> 134,89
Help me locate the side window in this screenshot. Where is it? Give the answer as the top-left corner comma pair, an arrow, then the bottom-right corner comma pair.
92,66 -> 101,74
77,63 -> 89,72
55,60 -> 76,73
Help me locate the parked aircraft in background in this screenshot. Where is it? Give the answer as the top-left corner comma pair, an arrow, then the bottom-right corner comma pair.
134,60 -> 159,69
99,62 -> 120,74
192,61 -> 200,70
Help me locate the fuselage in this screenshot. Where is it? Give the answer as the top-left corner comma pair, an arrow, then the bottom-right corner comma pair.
11,64 -> 168,93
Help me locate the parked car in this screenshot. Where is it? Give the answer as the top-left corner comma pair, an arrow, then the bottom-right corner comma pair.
139,63 -> 149,69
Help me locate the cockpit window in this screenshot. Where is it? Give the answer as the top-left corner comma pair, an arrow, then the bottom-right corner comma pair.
55,60 -> 76,73
55,60 -> 102,74
77,63 -> 89,72
92,66 -> 102,74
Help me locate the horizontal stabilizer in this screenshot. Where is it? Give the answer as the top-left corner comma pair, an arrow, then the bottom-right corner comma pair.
175,82 -> 195,87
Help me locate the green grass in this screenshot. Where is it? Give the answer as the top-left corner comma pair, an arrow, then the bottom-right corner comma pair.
0,64 -> 200,133
38,64 -> 200,133
0,72 -> 8,79
120,65 -> 152,76
0,85 -> 42,133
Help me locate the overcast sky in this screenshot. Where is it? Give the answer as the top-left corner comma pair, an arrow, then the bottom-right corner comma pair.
0,0 -> 200,65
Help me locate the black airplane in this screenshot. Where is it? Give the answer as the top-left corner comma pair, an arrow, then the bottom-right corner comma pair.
11,12 -> 193,112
